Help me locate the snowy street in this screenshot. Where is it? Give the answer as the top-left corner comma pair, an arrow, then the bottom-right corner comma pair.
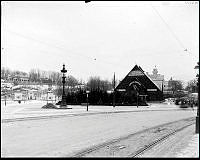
139,124 -> 199,157
1,101 -> 198,157
1,1 -> 199,158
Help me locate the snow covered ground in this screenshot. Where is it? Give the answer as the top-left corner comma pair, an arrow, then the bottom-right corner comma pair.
138,124 -> 199,158
176,133 -> 199,157
1,100 -> 197,120
1,101 -> 198,157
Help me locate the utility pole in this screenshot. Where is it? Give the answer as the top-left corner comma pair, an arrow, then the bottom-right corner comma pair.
194,62 -> 199,133
5,94 -> 6,106
136,92 -> 139,108
3,88 -> 7,106
113,72 -> 116,108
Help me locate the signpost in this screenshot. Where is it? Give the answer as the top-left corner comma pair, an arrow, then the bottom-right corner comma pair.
86,90 -> 90,111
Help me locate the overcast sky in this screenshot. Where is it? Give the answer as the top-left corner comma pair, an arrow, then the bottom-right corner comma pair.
1,1 -> 199,83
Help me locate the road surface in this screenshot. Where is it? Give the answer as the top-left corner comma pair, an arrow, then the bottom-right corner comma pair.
1,102 -> 197,157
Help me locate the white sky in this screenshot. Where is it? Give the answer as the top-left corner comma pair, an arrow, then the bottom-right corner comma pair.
1,1 -> 199,83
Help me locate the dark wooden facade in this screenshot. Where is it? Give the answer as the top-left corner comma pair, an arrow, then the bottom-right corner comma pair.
115,65 -> 163,105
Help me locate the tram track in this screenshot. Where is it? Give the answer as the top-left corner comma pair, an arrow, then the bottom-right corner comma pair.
71,117 -> 195,157
1,108 -> 192,123
129,122 -> 194,157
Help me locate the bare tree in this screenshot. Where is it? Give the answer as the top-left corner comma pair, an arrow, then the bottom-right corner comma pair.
29,69 -> 38,82
87,76 -> 112,91
185,79 -> 198,93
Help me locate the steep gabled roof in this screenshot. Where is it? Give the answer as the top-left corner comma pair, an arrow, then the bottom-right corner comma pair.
116,65 -> 162,92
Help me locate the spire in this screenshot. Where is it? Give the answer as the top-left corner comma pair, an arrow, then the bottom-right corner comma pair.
152,66 -> 158,75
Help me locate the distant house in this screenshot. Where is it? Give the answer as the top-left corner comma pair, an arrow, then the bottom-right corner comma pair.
146,67 -> 173,95
40,89 -> 56,101
28,88 -> 39,100
13,88 -> 28,101
12,87 -> 41,100
146,66 -> 164,91
7,75 -> 29,83
1,79 -> 13,89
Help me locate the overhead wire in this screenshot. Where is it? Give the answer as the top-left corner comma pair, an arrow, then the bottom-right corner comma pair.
4,4 -> 192,78
3,28 -> 168,82
4,29 -> 93,60
3,29 -> 130,75
151,5 -> 191,54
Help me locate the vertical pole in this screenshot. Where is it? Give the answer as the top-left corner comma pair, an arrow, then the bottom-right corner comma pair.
196,76 -> 199,133
63,76 -> 65,96
87,94 -> 88,111
60,64 -> 67,107
47,91 -> 48,104
194,62 -> 199,134
5,94 -> 6,106
113,72 -> 115,108
137,93 -> 138,108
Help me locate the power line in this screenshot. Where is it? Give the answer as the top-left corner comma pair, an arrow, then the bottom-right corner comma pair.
151,5 -> 191,54
5,29 -> 93,60
3,29 -> 130,73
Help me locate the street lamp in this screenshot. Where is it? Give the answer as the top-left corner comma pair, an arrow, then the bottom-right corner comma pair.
60,64 -> 67,107
194,62 -> 199,134
86,90 -> 90,111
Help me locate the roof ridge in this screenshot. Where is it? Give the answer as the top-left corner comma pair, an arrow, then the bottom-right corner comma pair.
143,71 -> 162,92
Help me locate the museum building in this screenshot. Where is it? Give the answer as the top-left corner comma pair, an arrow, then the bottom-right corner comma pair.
115,65 -> 164,105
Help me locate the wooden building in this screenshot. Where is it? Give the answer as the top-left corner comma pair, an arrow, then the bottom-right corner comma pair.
115,65 -> 164,105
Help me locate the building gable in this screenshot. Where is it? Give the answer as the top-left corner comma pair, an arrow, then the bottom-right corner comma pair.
116,65 -> 162,93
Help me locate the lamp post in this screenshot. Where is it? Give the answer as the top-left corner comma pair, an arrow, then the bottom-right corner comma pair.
194,62 -> 199,134
86,90 -> 90,111
60,64 -> 67,107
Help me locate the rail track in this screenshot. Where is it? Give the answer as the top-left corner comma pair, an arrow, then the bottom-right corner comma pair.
129,121 -> 194,157
1,108 -> 190,123
71,117 -> 195,157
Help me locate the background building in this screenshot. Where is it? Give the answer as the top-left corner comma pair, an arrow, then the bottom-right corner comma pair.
146,66 -> 164,91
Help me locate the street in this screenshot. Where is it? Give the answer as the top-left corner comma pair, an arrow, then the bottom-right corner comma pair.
138,124 -> 198,157
1,102 -> 197,157
1,1 -> 199,158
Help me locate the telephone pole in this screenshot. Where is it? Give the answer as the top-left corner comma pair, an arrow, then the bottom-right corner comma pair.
194,62 -> 199,133
113,72 -> 116,108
